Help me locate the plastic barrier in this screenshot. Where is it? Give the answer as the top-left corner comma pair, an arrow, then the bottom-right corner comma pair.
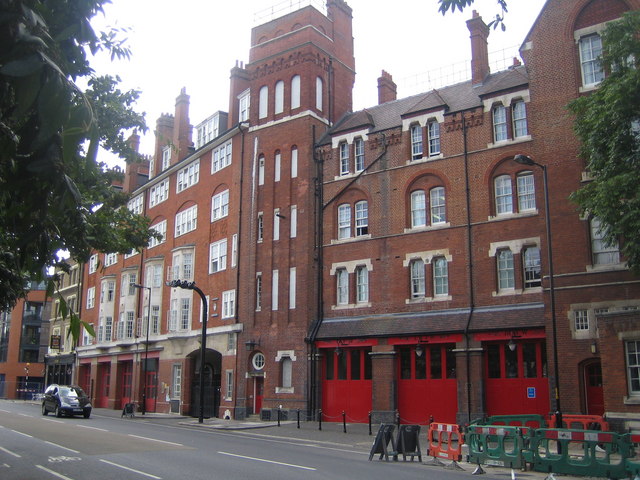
467,425 -> 529,469
530,428 -> 630,479
426,422 -> 463,462
472,414 -> 548,429
548,414 -> 610,431
623,433 -> 640,477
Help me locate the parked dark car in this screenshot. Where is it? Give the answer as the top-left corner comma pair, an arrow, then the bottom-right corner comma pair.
42,384 -> 92,418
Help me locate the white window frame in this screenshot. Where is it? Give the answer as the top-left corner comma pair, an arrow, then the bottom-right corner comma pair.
355,137 -> 364,172
433,257 -> 449,296
336,268 -> 349,305
497,249 -> 515,291
175,205 -> 198,237
162,146 -> 171,171
356,266 -> 369,304
258,156 -> 265,185
590,217 -> 620,265
512,101 -> 528,138
339,142 -> 349,175
411,124 -> 423,160
275,81 -> 284,114
428,120 -> 440,156
430,187 -> 446,225
149,220 -> 166,248
86,287 -> 95,309
289,267 -> 296,310
355,201 -> 368,236
316,76 -> 323,111
411,190 -> 426,228
176,159 -> 200,193
272,269 -> 279,311
493,105 -> 508,142
209,239 -> 228,274
291,147 -> 298,178
259,85 -> 268,119
150,179 -> 169,207
523,246 -> 541,289
411,259 -> 426,299
222,290 -> 235,319
517,172 -> 536,211
238,89 -> 250,122
171,364 -> 182,400
291,75 -> 301,109
88,254 -> 98,274
338,204 -> 351,239
104,253 -> 118,267
211,190 -> 229,221
579,34 -> 604,88
290,205 -> 297,238
212,141 -> 232,174
128,194 -> 143,215
495,175 -> 513,215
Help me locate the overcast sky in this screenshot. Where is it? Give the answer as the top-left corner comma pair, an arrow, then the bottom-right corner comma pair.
90,0 -> 547,166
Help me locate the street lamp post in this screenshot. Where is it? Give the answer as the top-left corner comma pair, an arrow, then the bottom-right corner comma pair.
133,283 -> 151,415
514,154 -> 562,427
167,280 -> 208,423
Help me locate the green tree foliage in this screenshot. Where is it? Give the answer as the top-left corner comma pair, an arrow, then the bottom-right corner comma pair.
438,0 -> 508,30
569,11 -> 640,274
1,1 -> 155,316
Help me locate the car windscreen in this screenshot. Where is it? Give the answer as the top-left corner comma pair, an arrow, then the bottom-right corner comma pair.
59,387 -> 84,398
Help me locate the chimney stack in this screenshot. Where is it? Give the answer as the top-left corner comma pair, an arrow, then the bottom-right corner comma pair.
377,70 -> 397,105
466,11 -> 490,85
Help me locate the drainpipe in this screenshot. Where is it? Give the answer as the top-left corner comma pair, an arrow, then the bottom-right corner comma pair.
461,113 -> 476,424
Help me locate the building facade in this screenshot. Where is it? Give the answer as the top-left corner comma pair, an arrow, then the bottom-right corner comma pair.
69,0 -> 640,430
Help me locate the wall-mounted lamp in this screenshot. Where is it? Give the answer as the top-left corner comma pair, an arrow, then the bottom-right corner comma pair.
415,344 -> 424,357
245,339 -> 260,352
275,213 -> 287,219
591,342 -> 597,355
508,339 -> 517,352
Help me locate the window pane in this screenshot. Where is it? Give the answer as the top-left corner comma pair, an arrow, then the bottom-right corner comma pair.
355,201 -> 368,236
350,350 -> 361,380
488,344 -> 501,378
580,35 -> 604,86
493,105 -> 508,141
523,343 -> 537,378
428,121 -> 440,155
411,191 -> 426,227
430,346 -> 442,379
513,101 -> 528,137
495,175 -> 513,214
411,125 -> 423,160
505,344 -> 518,378
400,347 -> 412,379
433,257 -> 448,296
523,247 -> 541,288
517,172 -> 536,211
446,345 -> 456,378
337,351 -> 347,380
415,348 -> 426,379
430,187 -> 446,224
325,351 -> 334,380
411,260 -> 425,298
497,250 -> 515,289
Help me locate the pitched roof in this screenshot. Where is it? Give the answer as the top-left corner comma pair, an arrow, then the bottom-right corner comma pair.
313,302 -> 544,340
320,65 -> 529,144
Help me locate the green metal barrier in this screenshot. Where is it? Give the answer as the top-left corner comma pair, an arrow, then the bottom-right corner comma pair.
471,414 -> 548,429
467,425 -> 529,469
623,433 -> 640,477
531,428 -> 630,479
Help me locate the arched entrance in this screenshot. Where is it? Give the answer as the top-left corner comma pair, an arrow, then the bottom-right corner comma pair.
581,359 -> 604,415
188,348 -> 221,418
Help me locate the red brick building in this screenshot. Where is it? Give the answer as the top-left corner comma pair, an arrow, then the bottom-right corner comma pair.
71,0 -> 640,430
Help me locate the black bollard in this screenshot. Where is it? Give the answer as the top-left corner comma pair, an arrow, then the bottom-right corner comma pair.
368,411 -> 372,436
342,411 -> 346,433
297,408 -> 300,429
277,407 -> 281,427
318,409 -> 322,431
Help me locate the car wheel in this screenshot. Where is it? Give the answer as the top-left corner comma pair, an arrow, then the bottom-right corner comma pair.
55,405 -> 62,418
83,411 -> 91,419
42,403 -> 48,416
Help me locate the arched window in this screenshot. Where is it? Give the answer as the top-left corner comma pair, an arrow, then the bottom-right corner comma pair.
410,124 -> 423,160
355,201 -> 368,236
281,357 -> 292,388
291,75 -> 301,109
316,76 -> 323,111
259,85 -> 268,119
275,80 -> 284,114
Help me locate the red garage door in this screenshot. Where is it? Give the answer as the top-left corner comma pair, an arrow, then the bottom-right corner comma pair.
397,344 -> 457,424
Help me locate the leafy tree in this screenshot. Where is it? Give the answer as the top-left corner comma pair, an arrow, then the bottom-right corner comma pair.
1,1 -> 155,320
569,11 -> 640,274
438,0 -> 509,30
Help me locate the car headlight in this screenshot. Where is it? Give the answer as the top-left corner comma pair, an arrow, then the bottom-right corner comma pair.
60,401 -> 70,407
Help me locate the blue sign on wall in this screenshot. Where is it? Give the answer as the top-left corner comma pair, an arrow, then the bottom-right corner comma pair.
527,387 -> 536,399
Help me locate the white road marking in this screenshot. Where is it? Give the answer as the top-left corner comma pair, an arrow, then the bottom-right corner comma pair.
75,424 -> 108,432
218,451 -> 317,471
127,434 -> 183,446
100,459 -> 162,479
36,464 -> 76,480
10,430 -> 32,438
42,418 -> 65,424
0,446 -> 21,458
44,441 -> 80,454
18,413 -> 32,417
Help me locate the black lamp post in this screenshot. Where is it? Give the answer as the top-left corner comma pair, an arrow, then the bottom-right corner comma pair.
167,280 -> 208,423
513,154 -> 562,427
133,283 -> 151,415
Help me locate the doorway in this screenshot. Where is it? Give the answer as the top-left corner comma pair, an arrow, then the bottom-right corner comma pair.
189,348 -> 221,418
583,360 -> 604,415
